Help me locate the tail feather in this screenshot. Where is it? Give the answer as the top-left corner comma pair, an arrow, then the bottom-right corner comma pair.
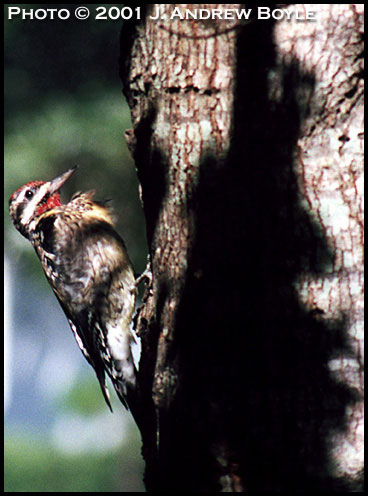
96,370 -> 113,412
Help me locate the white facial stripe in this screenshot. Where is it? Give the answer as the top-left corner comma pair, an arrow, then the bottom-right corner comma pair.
20,182 -> 51,226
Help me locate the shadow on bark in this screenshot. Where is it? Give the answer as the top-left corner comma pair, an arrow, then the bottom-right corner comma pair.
121,17 -> 361,492
168,20 -> 359,492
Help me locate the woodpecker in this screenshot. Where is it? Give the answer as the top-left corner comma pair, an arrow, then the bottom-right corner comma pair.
9,166 -> 137,411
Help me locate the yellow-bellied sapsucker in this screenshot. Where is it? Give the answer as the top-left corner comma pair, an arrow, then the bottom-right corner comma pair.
9,166 -> 137,411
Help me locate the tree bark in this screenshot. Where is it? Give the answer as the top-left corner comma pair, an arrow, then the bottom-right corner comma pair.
120,4 -> 363,492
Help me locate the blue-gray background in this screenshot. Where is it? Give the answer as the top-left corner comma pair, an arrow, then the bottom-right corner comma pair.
4,4 -> 147,491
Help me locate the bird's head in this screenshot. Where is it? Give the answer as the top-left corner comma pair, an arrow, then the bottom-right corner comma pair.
9,166 -> 77,239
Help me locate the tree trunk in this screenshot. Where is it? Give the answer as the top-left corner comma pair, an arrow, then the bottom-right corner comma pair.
120,4 -> 363,492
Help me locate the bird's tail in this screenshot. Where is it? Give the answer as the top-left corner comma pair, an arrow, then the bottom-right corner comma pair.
96,369 -> 113,412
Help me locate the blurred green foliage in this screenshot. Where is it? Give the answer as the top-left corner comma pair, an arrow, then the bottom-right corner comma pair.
4,3 -> 147,275
4,4 -> 147,492
5,376 -> 145,492
61,376 -> 116,415
5,432 -> 144,492
5,435 -> 114,492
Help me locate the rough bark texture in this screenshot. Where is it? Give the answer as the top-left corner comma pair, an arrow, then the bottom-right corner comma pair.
120,4 -> 363,492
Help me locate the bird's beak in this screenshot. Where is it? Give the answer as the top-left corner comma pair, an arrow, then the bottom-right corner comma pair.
47,166 -> 78,195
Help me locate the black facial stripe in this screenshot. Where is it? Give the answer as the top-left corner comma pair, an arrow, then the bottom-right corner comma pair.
39,192 -> 51,206
15,202 -> 25,221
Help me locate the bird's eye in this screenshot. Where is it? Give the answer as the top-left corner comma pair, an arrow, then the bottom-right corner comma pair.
25,189 -> 34,199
